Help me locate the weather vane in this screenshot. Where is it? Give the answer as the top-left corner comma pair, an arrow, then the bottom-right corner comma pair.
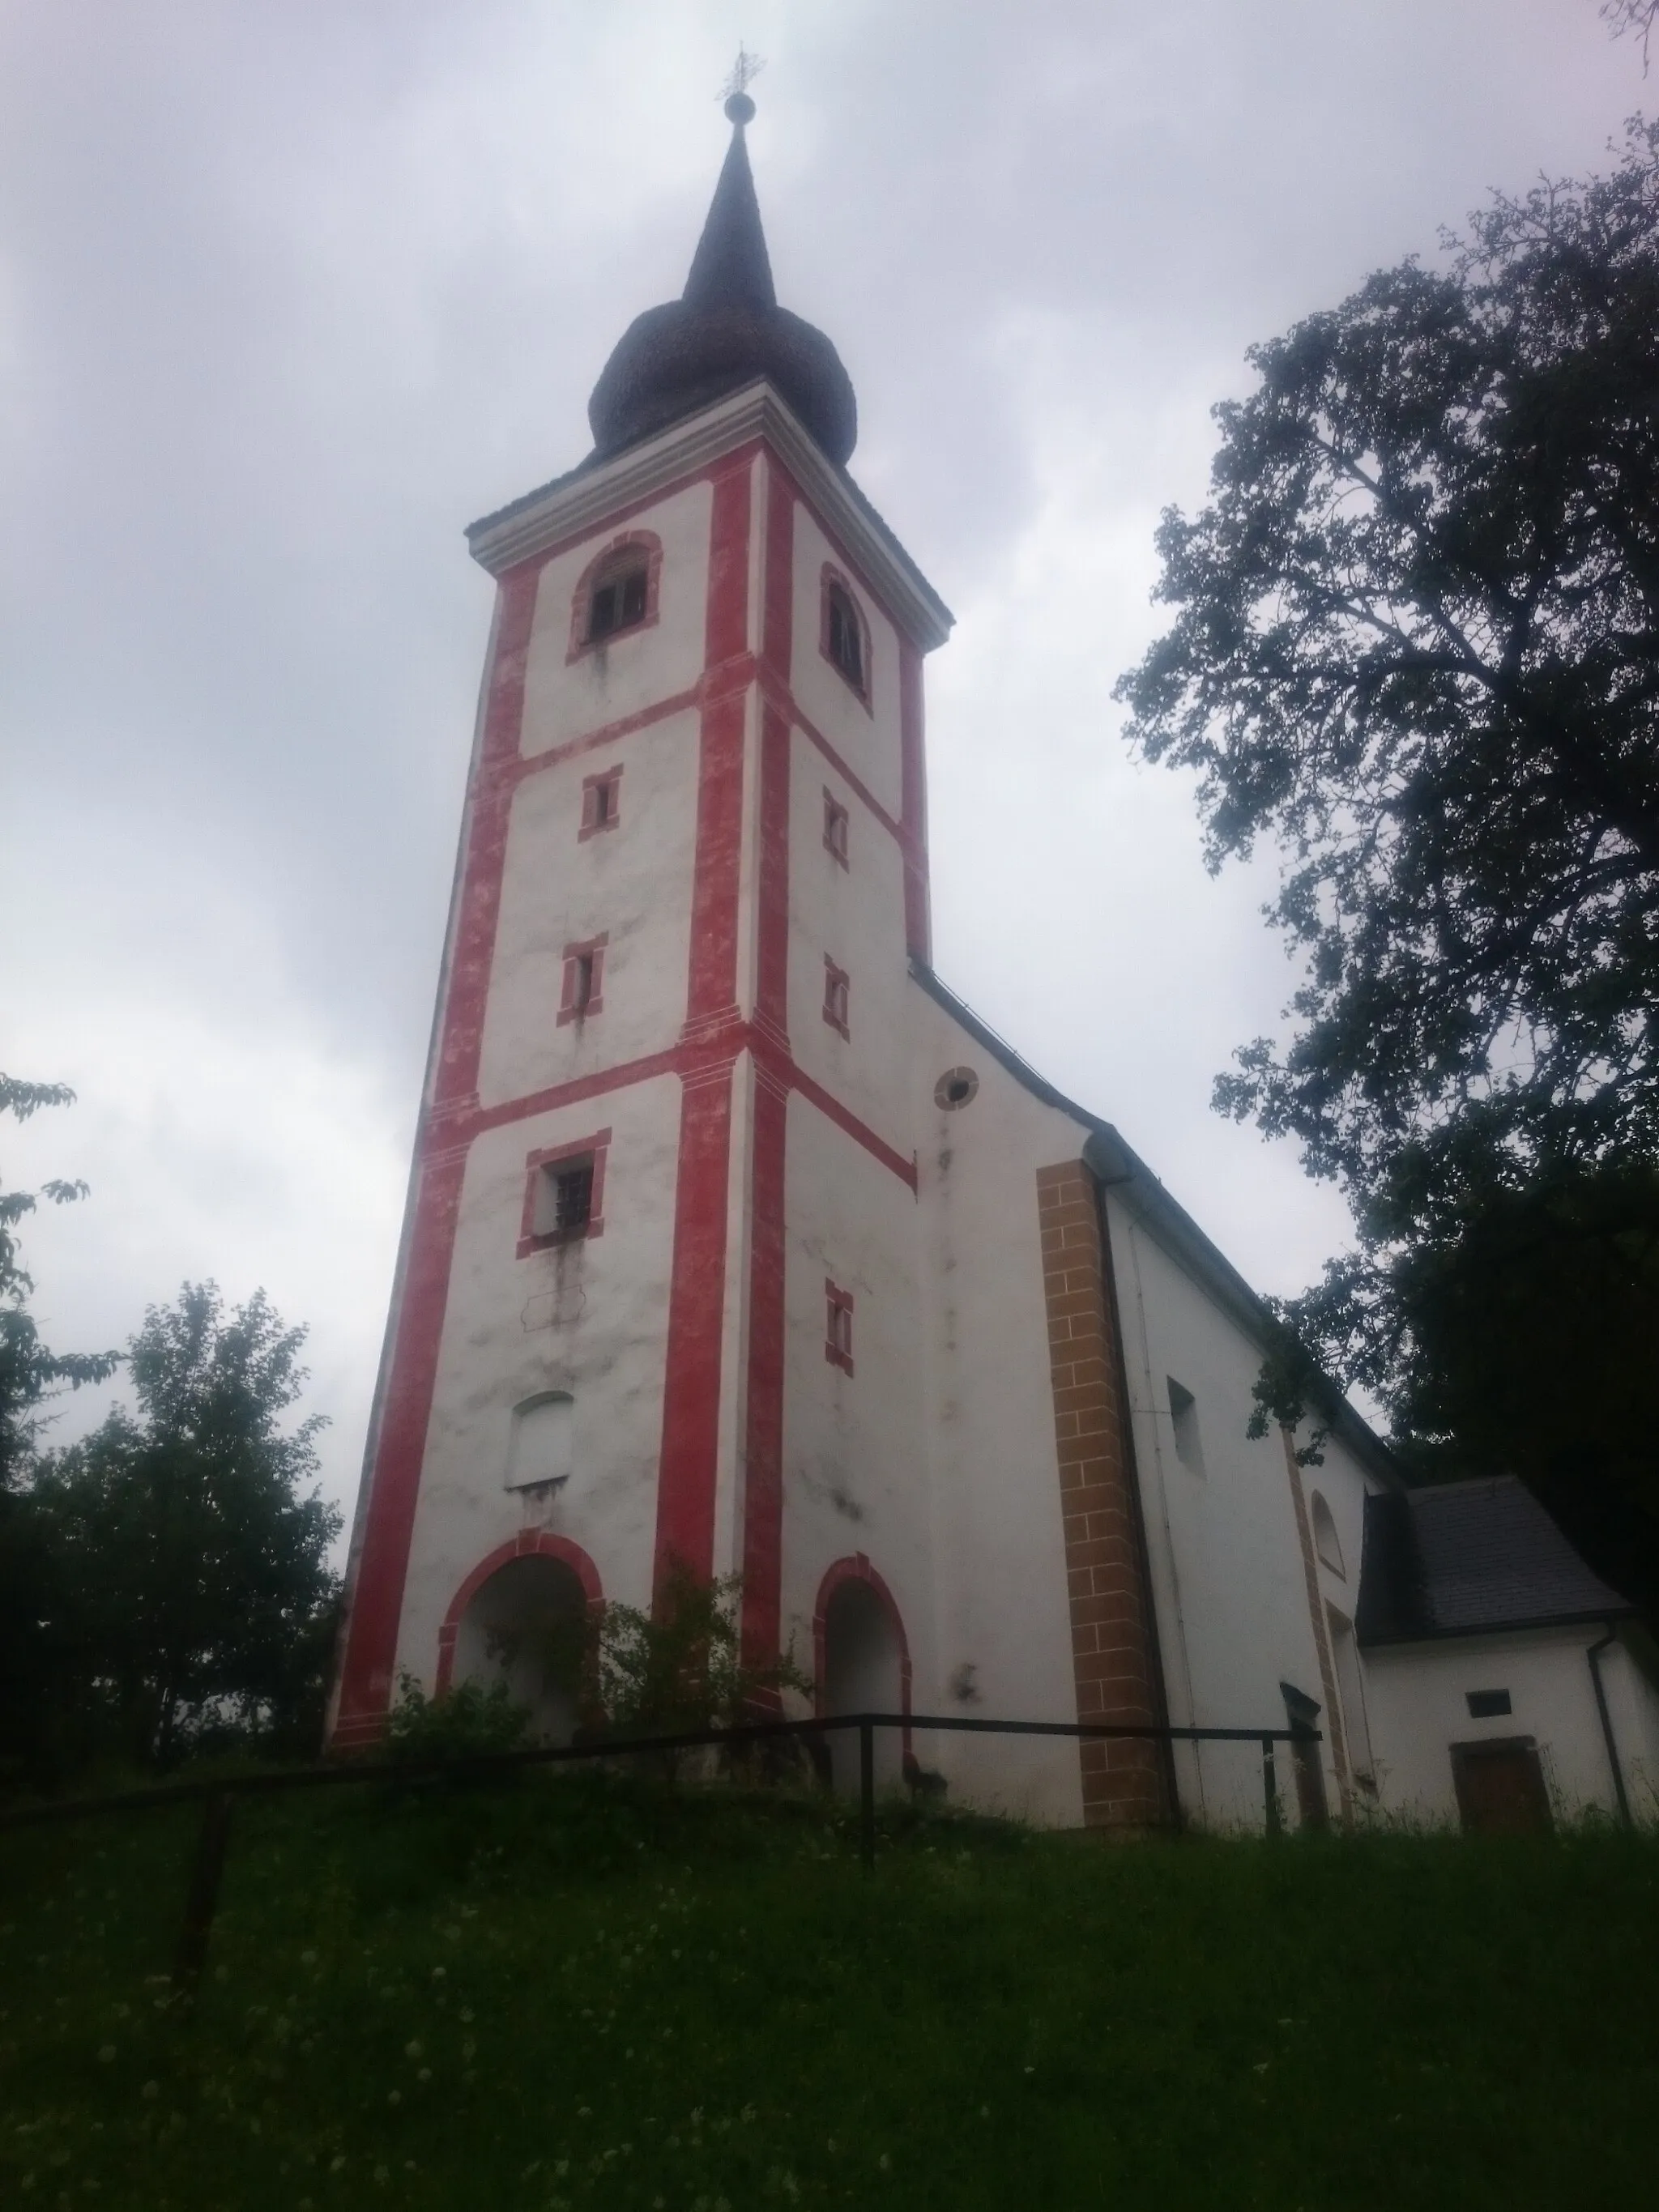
719,46 -> 765,121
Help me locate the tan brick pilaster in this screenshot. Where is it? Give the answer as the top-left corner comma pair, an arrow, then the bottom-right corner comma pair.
1037,1160 -> 1166,1830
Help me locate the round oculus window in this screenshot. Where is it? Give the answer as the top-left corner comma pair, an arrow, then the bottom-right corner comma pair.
935,1067 -> 979,1110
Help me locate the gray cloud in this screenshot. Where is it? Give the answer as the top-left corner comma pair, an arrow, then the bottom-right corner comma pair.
2,0 -> 1641,1507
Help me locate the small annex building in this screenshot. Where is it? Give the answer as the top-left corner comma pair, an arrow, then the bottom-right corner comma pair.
1354,1479 -> 1650,1829
327,98 -> 1659,1833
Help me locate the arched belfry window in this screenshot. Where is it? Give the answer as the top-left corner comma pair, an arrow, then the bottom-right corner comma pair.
821,566 -> 870,705
1311,1491 -> 1345,1578
569,531 -> 662,660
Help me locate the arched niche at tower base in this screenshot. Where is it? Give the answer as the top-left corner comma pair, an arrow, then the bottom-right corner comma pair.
812,1554 -> 914,1796
435,1532 -> 603,1747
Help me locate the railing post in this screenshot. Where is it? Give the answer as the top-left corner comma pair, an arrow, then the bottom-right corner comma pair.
859,1720 -> 876,1874
172,1790 -> 234,2004
1261,1737 -> 1282,1839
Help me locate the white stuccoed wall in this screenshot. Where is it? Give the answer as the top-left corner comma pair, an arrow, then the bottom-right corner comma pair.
1104,1196 -> 1369,1826
1361,1627 -> 1659,1826
478,706 -> 700,1104
776,1099 -> 932,1737
787,506 -> 903,818
397,1077 -> 684,1670
519,480 -> 713,757
770,495 -> 935,1754
390,473 -> 718,1687
906,991 -> 1094,1822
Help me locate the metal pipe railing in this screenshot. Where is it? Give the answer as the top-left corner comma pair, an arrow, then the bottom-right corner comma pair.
0,1711 -> 1316,1994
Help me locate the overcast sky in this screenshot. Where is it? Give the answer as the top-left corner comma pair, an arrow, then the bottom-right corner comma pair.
3,0 -> 1646,1519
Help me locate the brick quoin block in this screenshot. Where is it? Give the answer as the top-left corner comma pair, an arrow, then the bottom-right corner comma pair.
1036,1158 -> 1166,1831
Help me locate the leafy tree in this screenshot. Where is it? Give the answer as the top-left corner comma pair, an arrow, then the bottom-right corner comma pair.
1114,125 -> 1659,1614
0,1076 -> 121,1487
32,1282 -> 342,1767
0,1076 -> 121,1786
1602,1 -> 1657,73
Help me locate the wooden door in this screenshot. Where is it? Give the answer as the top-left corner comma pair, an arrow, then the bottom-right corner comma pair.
1450,1738 -> 1552,1835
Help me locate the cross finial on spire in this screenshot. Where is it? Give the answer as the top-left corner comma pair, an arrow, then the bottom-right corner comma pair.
719,46 -> 764,124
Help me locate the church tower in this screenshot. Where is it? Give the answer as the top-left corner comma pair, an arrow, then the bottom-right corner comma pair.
329,96 -> 953,1752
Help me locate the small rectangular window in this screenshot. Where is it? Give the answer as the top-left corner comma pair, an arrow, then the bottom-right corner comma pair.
825,1280 -> 855,1375
581,767 -> 623,838
1167,1377 -> 1205,1475
557,936 -> 608,1025
823,791 -> 850,867
517,1127 -> 611,1257
823,958 -> 850,1039
1466,1688 -> 1512,1719
530,1156 -> 595,1242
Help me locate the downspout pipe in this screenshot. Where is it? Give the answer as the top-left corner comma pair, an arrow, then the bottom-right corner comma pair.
1586,1629 -> 1631,1830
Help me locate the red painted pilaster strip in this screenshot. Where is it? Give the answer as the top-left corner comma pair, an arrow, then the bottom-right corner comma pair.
761,462 -> 794,679
683,689 -> 748,1031
655,1064 -> 736,1588
333,564 -> 542,1742
740,1065 -> 789,1669
332,1141 -> 470,1737
754,703 -> 792,1043
655,457 -> 753,1595
684,452 -> 753,1033
706,459 -> 753,669
741,462 -> 795,1666
899,635 -> 931,964
437,566 -> 540,1110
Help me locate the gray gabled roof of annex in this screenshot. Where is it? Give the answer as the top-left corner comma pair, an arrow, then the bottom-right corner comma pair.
910,958 -> 1401,1490
1354,1478 -> 1632,1646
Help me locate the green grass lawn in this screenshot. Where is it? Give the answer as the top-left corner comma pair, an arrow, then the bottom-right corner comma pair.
2,1772 -> 1655,2210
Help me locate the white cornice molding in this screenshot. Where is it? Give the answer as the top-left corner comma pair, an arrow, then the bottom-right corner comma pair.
465,382 -> 953,652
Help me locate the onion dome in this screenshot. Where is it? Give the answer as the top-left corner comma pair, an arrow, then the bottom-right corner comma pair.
588,94 -> 858,467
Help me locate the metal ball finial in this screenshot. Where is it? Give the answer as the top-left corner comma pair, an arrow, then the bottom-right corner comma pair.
719,46 -> 762,122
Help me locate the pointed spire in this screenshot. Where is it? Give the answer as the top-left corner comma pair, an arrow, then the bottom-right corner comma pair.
681,102 -> 776,314
586,85 -> 857,467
